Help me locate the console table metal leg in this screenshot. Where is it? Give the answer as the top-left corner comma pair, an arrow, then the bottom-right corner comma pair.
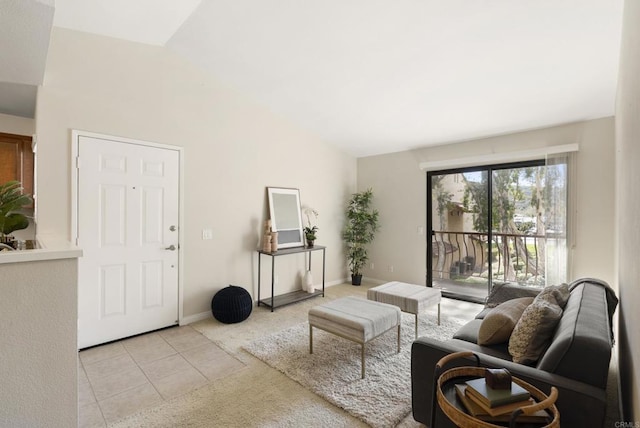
322,248 -> 326,297
361,344 -> 365,379
271,256 -> 275,312
257,253 -> 261,307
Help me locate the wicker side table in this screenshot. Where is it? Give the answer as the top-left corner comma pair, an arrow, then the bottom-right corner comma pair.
433,351 -> 560,428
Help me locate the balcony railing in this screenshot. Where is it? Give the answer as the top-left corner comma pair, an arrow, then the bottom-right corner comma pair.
431,230 -> 565,287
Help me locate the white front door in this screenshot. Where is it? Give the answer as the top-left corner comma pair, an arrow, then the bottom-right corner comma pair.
76,134 -> 181,349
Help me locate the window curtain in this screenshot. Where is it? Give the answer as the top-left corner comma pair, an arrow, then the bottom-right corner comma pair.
543,151 -> 575,286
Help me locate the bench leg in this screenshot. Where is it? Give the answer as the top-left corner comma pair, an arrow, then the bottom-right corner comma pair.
414,313 -> 418,339
309,324 -> 313,354
437,303 -> 441,325
397,324 -> 401,352
361,344 -> 365,379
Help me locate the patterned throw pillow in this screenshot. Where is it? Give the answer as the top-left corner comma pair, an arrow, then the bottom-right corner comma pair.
478,297 -> 534,345
508,298 -> 563,364
535,283 -> 570,308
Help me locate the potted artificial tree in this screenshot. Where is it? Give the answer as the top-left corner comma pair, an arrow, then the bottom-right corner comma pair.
343,188 -> 379,285
0,180 -> 32,249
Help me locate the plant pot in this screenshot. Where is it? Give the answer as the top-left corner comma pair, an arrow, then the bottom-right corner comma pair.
306,240 -> 315,248
351,274 -> 362,286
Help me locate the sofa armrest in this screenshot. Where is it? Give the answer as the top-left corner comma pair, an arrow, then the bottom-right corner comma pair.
411,338 -> 607,427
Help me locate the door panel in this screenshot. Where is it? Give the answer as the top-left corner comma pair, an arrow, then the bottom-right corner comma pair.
77,135 -> 180,349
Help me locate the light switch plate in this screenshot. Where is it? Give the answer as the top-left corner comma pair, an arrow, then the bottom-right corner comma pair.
202,229 -> 213,240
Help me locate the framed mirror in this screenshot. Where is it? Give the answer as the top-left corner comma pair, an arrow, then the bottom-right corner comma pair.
267,187 -> 304,249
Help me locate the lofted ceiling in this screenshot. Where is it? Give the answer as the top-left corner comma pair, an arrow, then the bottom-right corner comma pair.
1,0 -> 624,157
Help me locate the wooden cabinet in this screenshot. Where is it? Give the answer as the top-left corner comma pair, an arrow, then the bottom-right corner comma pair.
0,132 -> 34,197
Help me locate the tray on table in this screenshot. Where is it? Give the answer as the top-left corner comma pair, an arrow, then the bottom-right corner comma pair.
433,351 -> 560,428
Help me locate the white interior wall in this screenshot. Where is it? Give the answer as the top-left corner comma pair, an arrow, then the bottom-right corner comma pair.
35,28 -> 356,319
0,258 -> 78,428
615,0 -> 640,420
357,117 -> 616,287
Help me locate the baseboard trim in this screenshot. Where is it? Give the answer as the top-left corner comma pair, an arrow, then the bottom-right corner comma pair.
180,311 -> 211,325
181,279 -> 355,325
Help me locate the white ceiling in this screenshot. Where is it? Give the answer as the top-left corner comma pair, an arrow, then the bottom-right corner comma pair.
3,1 -> 625,157
0,0 -> 54,117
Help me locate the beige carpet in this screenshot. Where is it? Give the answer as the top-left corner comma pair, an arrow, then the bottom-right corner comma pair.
244,315 -> 464,428
108,282 -> 621,427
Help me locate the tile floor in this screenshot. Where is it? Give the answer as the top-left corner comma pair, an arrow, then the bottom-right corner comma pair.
78,325 -> 246,427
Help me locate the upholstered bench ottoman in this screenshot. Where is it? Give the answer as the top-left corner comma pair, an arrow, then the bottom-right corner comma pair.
367,281 -> 441,339
308,296 -> 401,379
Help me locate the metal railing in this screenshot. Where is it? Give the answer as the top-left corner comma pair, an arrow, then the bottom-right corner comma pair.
431,230 -> 564,286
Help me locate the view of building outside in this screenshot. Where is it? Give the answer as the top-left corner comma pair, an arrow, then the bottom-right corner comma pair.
430,162 -> 567,300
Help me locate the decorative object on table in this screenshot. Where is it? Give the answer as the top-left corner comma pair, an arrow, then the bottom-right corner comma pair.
302,206 -> 319,247
266,187 -> 304,248
343,188 -> 379,285
303,226 -> 317,247
304,269 -> 314,293
432,351 -> 559,428
270,231 -> 278,252
485,368 -> 512,389
262,219 -> 273,252
211,285 -> 253,324
454,384 -> 549,423
0,180 -> 32,250
464,377 -> 530,408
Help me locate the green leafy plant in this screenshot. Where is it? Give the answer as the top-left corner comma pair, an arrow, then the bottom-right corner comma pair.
304,226 -> 318,241
0,180 -> 32,236
343,188 -> 379,283
303,207 -> 319,242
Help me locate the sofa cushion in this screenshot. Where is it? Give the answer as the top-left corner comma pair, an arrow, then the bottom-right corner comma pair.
478,297 -> 534,345
536,283 -> 570,308
453,319 -> 483,343
508,297 -> 563,364
486,283 -> 542,308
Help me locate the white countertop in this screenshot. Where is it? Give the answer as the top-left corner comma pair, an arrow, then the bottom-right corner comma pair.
0,236 -> 82,264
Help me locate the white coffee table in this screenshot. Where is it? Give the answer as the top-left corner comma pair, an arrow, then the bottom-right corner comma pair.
367,281 -> 441,339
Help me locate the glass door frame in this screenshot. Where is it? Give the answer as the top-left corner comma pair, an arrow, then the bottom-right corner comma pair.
426,159 -> 545,303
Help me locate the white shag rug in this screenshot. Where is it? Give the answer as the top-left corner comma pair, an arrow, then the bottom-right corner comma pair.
243,314 -> 465,428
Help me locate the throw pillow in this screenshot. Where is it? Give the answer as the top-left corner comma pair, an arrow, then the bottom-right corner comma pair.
478,297 -> 534,345
508,298 -> 563,364
535,283 -> 571,308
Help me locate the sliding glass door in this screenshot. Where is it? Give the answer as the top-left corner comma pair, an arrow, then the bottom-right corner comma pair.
427,159 -> 568,303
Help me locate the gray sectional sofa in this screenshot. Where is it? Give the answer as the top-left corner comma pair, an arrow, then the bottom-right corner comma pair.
411,278 -> 618,427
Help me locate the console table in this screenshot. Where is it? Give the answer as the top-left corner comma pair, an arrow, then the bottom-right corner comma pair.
257,245 -> 326,311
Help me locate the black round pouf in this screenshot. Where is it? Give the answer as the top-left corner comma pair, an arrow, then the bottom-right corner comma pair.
211,285 -> 252,324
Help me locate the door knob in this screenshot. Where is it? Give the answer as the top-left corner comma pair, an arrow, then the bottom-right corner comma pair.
165,245 -> 176,251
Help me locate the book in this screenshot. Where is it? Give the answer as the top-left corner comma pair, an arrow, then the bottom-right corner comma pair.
465,388 -> 533,417
455,384 -> 550,423
465,377 -> 530,408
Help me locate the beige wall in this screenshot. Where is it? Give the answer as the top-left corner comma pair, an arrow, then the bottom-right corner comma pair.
36,28 -> 356,318
0,258 -> 78,427
0,113 -> 35,136
615,0 -> 640,420
358,118 -> 616,287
